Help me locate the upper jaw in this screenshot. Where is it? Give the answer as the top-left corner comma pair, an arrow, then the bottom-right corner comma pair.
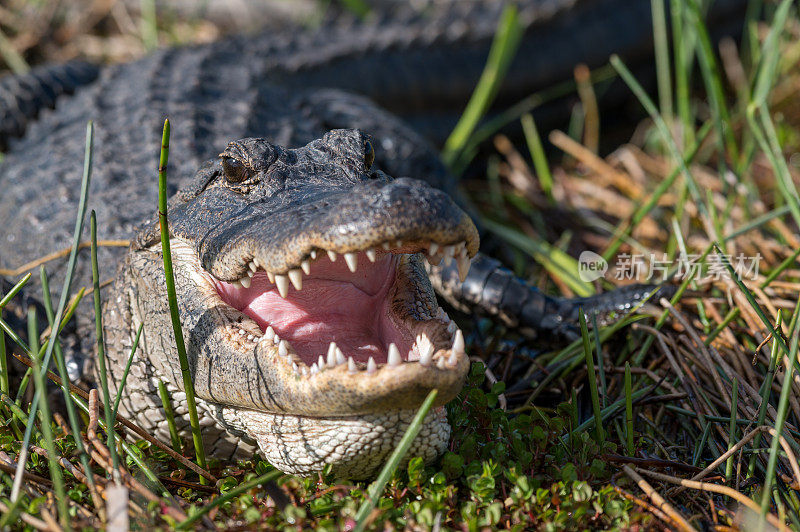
172,177 -> 480,284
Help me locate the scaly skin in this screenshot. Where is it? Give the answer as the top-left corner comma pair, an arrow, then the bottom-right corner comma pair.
104,131 -> 478,478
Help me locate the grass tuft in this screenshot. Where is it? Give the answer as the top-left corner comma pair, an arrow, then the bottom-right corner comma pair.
156,118 -> 208,482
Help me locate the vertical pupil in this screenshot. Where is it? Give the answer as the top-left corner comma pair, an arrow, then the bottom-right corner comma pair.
365,142 -> 374,169
224,158 -> 247,182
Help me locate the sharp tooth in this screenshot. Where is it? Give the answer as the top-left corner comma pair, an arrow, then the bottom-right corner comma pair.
274,333 -> 280,343
344,252 -> 358,272
366,248 -> 377,262
437,357 -> 446,369
443,245 -> 456,266
453,329 -> 465,354
459,244 -> 468,257
457,255 -> 470,282
247,269 -> 254,278
317,355 -> 325,370
240,276 -> 251,288
253,257 -> 260,268
249,262 -> 257,272
275,274 -> 289,298
426,254 -> 442,267
265,326 -> 275,342
336,347 -> 346,366
238,329 -> 246,336
300,260 -> 311,275
267,271 -> 275,283
302,367 -> 308,376
232,279 -> 243,288
278,340 -> 288,357
292,362 -> 298,375
327,342 -> 337,367
348,357 -> 357,373
310,250 -> 317,260
367,357 -> 377,373
327,250 -> 337,262
429,242 -> 439,255
387,343 -> 401,366
382,242 -> 391,251
288,269 -> 303,291
447,349 -> 458,367
247,334 -> 254,341
419,344 -> 434,366
310,363 -> 318,375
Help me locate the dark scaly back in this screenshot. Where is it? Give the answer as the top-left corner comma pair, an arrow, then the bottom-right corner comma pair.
0,61 -> 99,150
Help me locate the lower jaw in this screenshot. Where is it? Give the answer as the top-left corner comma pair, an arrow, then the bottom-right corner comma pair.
232,406 -> 450,479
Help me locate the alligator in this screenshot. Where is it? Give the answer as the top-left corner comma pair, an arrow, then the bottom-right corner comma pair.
0,0 -> 748,479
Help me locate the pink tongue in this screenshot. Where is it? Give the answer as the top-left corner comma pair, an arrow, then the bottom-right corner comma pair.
213,254 -> 413,365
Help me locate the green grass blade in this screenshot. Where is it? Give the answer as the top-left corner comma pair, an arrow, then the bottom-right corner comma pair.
670,0 -> 695,148
91,211 -> 120,482
0,330 -> 6,398
0,272 -> 32,309
723,204 -> 791,242
27,308 -> 70,530
39,267 -> 99,502
751,0 -> 793,108
591,312 -> 607,408
0,27 -> 29,74
26,307 -> 38,358
139,0 -> 158,51
354,389 -> 439,531
157,118 -> 208,481
579,310 -> 604,444
520,113 -> 554,202
760,317 -> 800,521
11,121 -> 94,503
748,312 -> 783,479
651,0 -> 672,123
712,243 -> 791,359
441,5 -> 523,168
703,307 -> 740,346
624,362 -> 634,455
686,0 -> 738,161
158,379 -> 183,454
725,378 -> 738,482
112,322 -> 144,419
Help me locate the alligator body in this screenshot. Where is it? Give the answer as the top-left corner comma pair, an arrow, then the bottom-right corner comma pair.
0,1 -> 746,479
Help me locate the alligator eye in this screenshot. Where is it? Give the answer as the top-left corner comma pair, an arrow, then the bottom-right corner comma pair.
364,140 -> 375,170
221,157 -> 250,184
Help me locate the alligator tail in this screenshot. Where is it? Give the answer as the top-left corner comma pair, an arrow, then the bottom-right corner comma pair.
429,253 -> 673,345
0,61 -> 99,150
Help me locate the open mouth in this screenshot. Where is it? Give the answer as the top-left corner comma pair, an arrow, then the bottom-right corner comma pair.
210,240 -> 471,377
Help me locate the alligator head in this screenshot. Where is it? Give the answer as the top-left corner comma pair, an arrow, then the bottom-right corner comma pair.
116,129 -> 479,479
